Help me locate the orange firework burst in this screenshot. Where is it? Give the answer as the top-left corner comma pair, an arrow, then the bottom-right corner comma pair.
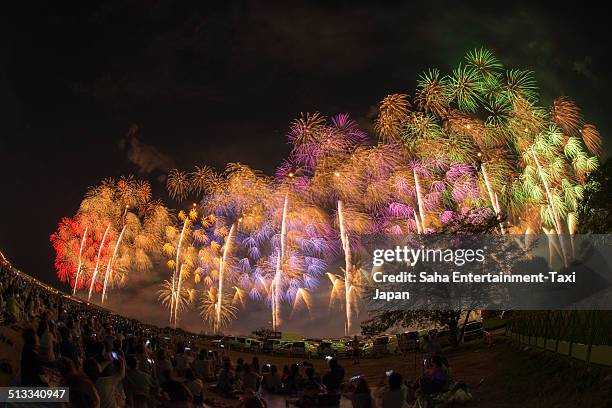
375,93 -> 411,142
190,166 -> 218,196
134,180 -> 152,205
551,97 -> 583,135
415,69 -> 450,117
289,112 -> 326,145
579,124 -> 602,157
167,169 -> 190,201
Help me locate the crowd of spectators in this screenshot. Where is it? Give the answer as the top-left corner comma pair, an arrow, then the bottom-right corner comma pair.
1,263 -> 214,407
0,262 -> 472,408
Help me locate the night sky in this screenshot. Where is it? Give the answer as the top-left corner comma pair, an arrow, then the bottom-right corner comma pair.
1,1 -> 611,293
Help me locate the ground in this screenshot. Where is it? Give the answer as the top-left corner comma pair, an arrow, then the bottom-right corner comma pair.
0,326 -> 610,407
223,333 -> 611,407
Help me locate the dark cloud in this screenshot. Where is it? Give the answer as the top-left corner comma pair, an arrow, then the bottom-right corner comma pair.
119,124 -> 175,175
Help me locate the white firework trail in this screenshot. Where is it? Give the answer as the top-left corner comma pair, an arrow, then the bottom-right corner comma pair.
88,223 -> 111,301
532,148 -> 568,266
337,200 -> 353,336
101,224 -> 127,304
272,194 -> 289,331
73,227 -> 88,295
170,217 -> 189,324
215,223 -> 236,334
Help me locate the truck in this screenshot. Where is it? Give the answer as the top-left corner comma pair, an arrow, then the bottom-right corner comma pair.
237,337 -> 262,352
372,335 -> 398,355
461,319 -> 484,342
219,336 -> 241,349
262,338 -> 290,354
397,331 -> 420,353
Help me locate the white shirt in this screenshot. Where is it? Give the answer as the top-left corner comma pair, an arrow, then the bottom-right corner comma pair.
96,374 -> 123,408
125,368 -> 154,396
39,331 -> 56,362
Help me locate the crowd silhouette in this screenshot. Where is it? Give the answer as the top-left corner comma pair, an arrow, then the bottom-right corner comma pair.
0,264 -> 472,408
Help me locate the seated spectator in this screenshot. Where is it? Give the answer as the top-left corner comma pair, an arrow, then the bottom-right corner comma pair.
24,294 -> 35,319
416,355 -> 450,396
102,326 -> 116,353
215,360 -> 235,396
7,289 -> 22,322
322,358 -> 345,393
241,363 -> 261,392
59,326 -> 81,368
184,368 -> 204,406
297,382 -> 319,408
124,355 -> 155,407
38,319 -> 57,362
377,371 -> 407,408
343,377 -> 373,408
84,354 -> 126,408
20,328 -> 49,386
303,366 -> 322,392
282,363 -> 302,395
174,343 -> 191,376
92,341 -> 113,376
192,350 -> 212,380
66,373 -> 101,408
237,389 -> 267,408
67,318 -> 81,340
155,349 -> 174,385
57,356 -> 77,385
212,350 -> 221,370
112,339 -> 123,354
161,378 -> 194,408
135,343 -> 152,374
261,364 -> 281,393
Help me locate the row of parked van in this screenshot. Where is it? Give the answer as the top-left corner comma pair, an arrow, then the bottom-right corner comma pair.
212,336 -> 318,356
210,320 -> 484,358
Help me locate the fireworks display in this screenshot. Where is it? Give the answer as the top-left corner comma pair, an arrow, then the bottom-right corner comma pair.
51,177 -> 171,303
51,48 -> 602,335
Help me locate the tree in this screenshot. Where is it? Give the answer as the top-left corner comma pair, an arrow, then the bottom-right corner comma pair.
361,212 -> 516,348
361,310 -> 468,348
252,327 -> 274,340
577,158 -> 612,233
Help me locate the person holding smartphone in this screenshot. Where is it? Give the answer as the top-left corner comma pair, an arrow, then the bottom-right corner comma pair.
416,355 -> 449,396
376,371 -> 408,408
83,350 -> 126,408
343,376 -> 373,408
322,358 -> 345,394
124,355 -> 155,407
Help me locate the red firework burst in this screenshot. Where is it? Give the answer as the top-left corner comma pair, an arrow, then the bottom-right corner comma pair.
50,214 -> 116,292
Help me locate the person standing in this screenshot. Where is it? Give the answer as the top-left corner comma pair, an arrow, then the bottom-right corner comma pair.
351,335 -> 360,364
38,320 -> 57,363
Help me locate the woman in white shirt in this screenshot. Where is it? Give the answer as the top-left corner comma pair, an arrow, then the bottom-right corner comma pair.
184,368 -> 204,406
38,320 -> 56,362
84,355 -> 126,408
